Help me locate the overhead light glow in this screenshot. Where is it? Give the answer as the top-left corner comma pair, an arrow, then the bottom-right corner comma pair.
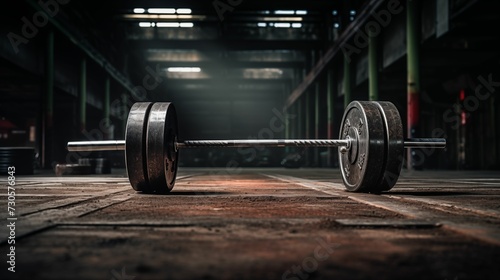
148,8 -> 176,14
157,22 -> 180,27
295,10 -> 307,15
176,8 -> 192,14
274,23 -> 291,28
179,22 -> 194,27
292,23 -> 302,28
134,8 -> 145,14
139,22 -> 153,27
167,67 -> 201,73
156,22 -> 194,28
275,10 -> 295,15
350,10 -> 356,15
334,23 -> 340,29
263,17 -> 303,22
332,10 -> 338,16
257,22 -> 267,27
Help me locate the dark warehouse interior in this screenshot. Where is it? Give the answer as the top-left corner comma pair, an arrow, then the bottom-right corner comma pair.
1,0 -> 499,171
1,0 -> 500,279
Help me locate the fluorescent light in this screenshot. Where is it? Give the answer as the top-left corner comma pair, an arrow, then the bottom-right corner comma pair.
148,8 -> 176,14
179,22 -> 194,27
275,10 -> 294,15
274,23 -> 291,28
295,10 -> 307,15
134,8 -> 145,14
139,22 -> 152,27
350,10 -> 356,15
334,23 -> 340,29
157,22 -> 179,27
176,8 -> 192,14
167,67 -> 201,73
332,10 -> 338,16
257,22 -> 267,27
155,22 -> 193,28
263,17 -> 303,22
292,23 -> 302,28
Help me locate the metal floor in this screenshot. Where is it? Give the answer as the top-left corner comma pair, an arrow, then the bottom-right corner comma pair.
1,168 -> 500,279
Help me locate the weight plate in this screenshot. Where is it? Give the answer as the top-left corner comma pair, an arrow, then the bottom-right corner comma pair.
0,147 -> 34,175
373,101 -> 404,192
146,102 -> 178,193
125,102 -> 153,191
55,164 -> 92,176
338,101 -> 385,192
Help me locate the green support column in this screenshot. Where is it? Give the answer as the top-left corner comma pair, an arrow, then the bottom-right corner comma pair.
368,36 -> 379,101
43,30 -> 54,168
407,0 -> 421,170
79,58 -> 87,132
305,91 -> 311,166
104,77 -> 111,139
297,97 -> 303,138
314,83 -> 321,166
343,54 -> 351,108
327,69 -> 335,167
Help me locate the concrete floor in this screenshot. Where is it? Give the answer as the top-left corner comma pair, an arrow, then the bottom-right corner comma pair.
1,168 -> 500,279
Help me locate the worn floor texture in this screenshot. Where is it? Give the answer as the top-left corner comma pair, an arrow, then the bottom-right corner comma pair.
1,168 -> 500,279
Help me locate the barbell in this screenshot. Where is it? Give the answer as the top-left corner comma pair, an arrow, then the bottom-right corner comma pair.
67,101 -> 446,194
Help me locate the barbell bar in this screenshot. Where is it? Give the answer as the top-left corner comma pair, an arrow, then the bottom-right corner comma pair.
66,101 -> 446,194
67,138 -> 445,152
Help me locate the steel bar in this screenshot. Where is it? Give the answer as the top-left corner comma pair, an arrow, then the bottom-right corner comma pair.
403,138 -> 446,149
67,138 -> 446,152
68,141 -> 126,152
177,139 -> 351,149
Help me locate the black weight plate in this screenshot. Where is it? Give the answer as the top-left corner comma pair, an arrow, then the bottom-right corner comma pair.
373,101 -> 404,192
125,102 -> 153,191
0,147 -> 34,175
146,102 -> 178,193
55,164 -> 92,176
338,101 -> 385,192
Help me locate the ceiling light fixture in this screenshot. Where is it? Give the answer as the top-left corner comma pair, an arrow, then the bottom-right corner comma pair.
274,23 -> 291,28
167,67 -> 201,73
176,8 -> 192,14
148,8 -> 176,14
274,10 -> 295,15
139,22 -> 152,27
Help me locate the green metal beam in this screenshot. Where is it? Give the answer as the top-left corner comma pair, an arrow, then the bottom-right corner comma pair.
27,0 -> 136,96
104,77 -> 111,122
314,83 -> 321,166
46,31 -> 54,124
80,58 -> 87,131
368,36 -> 379,101
343,54 -> 351,108
284,0 -> 386,109
327,69 -> 335,167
